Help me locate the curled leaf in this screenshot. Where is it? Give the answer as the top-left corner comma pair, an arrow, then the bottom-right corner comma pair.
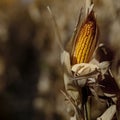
71,63 -> 99,76
71,63 -> 101,89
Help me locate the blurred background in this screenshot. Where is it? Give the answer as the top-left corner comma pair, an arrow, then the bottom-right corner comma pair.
0,0 -> 120,120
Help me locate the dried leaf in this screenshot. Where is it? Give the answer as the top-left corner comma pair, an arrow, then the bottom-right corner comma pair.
61,50 -> 71,74
71,63 -> 99,76
95,43 -> 113,62
99,61 -> 110,75
61,50 -> 82,105
99,74 -> 119,95
60,90 -> 84,120
97,105 -> 116,120
116,94 -> 120,120
90,96 -> 107,120
71,63 -> 100,87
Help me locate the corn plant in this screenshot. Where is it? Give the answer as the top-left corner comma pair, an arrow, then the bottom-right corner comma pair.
60,0 -> 120,120
48,0 -> 120,119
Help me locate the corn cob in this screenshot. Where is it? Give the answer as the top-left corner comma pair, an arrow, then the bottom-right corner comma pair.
71,11 -> 98,65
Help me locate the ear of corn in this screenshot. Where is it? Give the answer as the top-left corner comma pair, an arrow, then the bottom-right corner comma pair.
71,11 -> 98,65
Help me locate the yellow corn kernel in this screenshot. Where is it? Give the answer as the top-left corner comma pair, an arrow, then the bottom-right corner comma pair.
71,11 -> 98,65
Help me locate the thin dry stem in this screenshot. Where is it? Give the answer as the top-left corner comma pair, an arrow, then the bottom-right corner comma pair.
47,6 -> 64,51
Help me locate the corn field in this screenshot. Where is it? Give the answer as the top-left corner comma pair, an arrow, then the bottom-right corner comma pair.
0,0 -> 119,120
